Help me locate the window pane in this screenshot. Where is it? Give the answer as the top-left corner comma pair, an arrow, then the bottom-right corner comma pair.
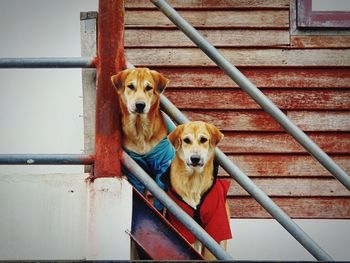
312,0 -> 350,12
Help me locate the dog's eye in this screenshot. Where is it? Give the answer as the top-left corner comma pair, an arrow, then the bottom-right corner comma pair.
145,85 -> 153,91
200,137 -> 208,144
183,138 -> 191,144
127,84 -> 135,90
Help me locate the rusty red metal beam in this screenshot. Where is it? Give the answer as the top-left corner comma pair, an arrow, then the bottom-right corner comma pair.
131,189 -> 203,260
94,0 -> 125,178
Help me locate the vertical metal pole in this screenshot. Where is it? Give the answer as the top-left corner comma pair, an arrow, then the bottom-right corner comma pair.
94,0 -> 125,178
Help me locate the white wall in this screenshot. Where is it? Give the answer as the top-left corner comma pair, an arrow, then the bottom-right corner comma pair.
0,0 -> 98,175
229,219 -> 350,261
0,0 -> 349,261
0,174 -> 87,260
0,174 -> 132,260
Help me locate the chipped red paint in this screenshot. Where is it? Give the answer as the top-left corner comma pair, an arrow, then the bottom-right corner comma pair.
131,190 -> 203,260
94,0 -> 125,178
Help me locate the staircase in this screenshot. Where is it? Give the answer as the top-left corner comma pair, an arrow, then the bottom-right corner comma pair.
124,0 -> 350,219
0,0 -> 349,260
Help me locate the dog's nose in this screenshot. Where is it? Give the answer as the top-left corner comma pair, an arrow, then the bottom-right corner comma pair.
135,102 -> 146,113
190,154 -> 201,165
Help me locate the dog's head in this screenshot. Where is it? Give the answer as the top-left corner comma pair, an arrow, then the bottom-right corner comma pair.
168,121 -> 224,172
111,68 -> 169,114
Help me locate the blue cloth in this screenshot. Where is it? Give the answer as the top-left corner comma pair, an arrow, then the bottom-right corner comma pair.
123,136 -> 175,210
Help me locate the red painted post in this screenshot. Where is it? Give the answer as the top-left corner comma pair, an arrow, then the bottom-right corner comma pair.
94,0 -> 125,178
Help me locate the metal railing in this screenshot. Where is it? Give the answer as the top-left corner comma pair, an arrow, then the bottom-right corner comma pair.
0,60 -> 233,260
0,57 -> 95,68
0,154 -> 94,165
150,0 -> 350,192
147,0 -> 350,260
0,152 -> 233,260
1,0 -> 348,260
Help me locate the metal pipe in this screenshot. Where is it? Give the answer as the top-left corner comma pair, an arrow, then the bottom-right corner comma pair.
120,150 -> 233,260
159,95 -> 333,261
126,60 -> 333,260
0,57 -> 95,68
0,154 -> 94,165
150,0 -> 350,192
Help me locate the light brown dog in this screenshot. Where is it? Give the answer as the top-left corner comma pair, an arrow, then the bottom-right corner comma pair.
111,68 -> 169,154
167,121 -> 232,260
111,68 -> 175,211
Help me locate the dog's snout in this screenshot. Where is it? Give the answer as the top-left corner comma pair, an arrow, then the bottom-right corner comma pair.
190,154 -> 201,165
135,102 -> 146,113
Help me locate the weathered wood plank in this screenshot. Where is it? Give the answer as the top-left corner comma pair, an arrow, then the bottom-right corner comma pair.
220,154 -> 350,177
164,89 -> 350,110
183,110 -> 350,131
125,29 -> 289,47
219,132 -> 350,153
125,0 -> 290,9
158,67 -> 350,89
227,178 -> 350,197
125,10 -> 289,28
287,111 -> 350,132
126,48 -> 350,67
292,35 -> 350,48
228,197 -> 350,218
183,110 -> 282,131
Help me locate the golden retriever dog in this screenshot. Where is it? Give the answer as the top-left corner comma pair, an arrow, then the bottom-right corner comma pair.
166,121 -> 232,260
111,68 -> 175,211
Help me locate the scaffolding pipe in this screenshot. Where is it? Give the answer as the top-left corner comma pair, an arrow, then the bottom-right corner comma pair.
127,59 -> 332,260
150,0 -> 350,192
120,150 -> 233,261
0,154 -> 94,165
159,94 -> 333,261
0,57 -> 95,68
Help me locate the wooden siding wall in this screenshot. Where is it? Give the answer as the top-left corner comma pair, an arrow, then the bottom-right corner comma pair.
124,0 -> 350,218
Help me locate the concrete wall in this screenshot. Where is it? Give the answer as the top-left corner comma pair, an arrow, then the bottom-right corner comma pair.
0,174 -> 132,260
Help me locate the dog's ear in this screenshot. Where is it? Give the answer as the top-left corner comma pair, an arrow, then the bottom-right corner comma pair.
111,69 -> 131,93
168,124 -> 184,151
205,123 -> 224,147
150,70 -> 169,93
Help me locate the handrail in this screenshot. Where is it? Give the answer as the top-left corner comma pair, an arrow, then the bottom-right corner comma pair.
160,95 -> 333,261
149,0 -> 339,261
150,0 -> 350,193
0,2 -> 342,260
121,151 -> 233,260
0,154 -> 94,165
0,151 -> 232,259
0,57 -> 95,68
126,58 -> 333,260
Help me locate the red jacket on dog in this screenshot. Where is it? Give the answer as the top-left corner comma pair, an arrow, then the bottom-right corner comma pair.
166,171 -> 232,244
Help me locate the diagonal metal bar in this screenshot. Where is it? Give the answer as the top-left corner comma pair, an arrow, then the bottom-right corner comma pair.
126,57 -> 333,260
150,0 -> 350,192
130,190 -> 203,260
159,95 -> 334,261
121,150 -> 234,260
150,0 -> 349,259
0,57 -> 95,68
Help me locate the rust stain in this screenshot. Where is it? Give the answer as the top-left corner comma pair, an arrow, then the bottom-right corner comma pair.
94,0 -> 126,178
